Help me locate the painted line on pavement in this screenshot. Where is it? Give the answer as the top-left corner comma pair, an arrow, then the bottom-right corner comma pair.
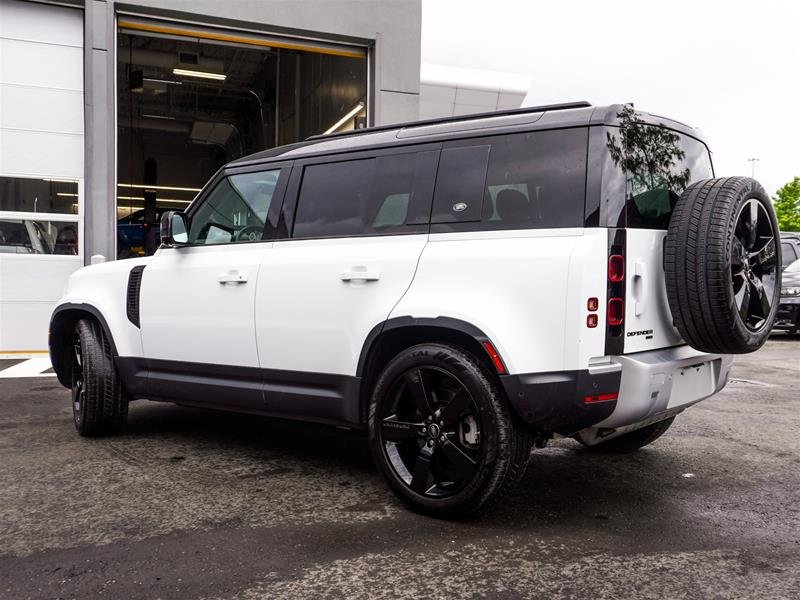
0,358 -> 56,378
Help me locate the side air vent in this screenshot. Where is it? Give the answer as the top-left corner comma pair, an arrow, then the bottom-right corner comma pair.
126,266 -> 146,328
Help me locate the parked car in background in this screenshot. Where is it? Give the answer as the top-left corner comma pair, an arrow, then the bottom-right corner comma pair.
117,209 -> 168,258
781,233 -> 800,267
775,258 -> 800,334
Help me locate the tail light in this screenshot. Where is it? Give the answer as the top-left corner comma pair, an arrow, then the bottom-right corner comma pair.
607,247 -> 625,337
608,254 -> 625,282
607,298 -> 624,326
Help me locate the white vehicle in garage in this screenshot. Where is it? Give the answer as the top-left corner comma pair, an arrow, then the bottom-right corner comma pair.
49,103 -> 781,517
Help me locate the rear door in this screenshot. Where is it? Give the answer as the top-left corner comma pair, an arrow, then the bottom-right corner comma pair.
254,146 -> 439,421
602,121 -> 715,353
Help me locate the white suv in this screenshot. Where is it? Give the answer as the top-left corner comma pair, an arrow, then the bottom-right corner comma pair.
49,102 -> 782,517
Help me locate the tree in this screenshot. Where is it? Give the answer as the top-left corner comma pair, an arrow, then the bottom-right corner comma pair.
774,177 -> 800,232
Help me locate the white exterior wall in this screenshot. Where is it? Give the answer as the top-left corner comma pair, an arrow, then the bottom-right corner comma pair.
0,0 -> 85,352
419,62 -> 529,119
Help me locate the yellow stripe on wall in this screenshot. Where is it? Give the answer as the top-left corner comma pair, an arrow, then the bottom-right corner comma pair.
118,21 -> 366,59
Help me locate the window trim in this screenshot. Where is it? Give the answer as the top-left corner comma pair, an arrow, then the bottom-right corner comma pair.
282,143 -> 442,241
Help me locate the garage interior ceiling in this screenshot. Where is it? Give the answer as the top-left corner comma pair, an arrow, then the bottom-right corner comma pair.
116,19 -> 368,235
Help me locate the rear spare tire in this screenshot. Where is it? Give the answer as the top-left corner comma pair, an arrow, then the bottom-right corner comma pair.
665,177 -> 781,354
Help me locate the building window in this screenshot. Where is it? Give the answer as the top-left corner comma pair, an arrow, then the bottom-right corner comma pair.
0,176 -> 80,256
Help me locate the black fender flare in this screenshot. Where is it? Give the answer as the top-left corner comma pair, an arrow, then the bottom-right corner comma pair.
49,303 -> 118,387
356,316 -> 503,378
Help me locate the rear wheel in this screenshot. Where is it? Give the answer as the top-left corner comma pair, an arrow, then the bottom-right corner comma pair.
581,417 -> 675,453
71,318 -> 128,436
368,343 -> 531,518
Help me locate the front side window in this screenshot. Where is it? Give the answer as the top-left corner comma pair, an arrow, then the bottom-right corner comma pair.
188,169 -> 280,245
606,107 -> 714,229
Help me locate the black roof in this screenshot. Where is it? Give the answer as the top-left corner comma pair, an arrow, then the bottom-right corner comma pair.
228,102 -> 704,168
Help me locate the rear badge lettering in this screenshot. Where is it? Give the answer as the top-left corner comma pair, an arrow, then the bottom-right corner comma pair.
626,329 -> 654,337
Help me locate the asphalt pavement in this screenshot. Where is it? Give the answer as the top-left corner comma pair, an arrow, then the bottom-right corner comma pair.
1,337 -> 798,599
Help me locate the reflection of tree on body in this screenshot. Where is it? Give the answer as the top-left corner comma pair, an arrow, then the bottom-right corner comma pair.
606,105 -> 691,195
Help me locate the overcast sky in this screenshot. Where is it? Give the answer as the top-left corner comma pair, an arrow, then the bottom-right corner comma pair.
421,0 -> 799,196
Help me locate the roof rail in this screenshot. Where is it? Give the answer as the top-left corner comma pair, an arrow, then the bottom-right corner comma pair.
306,101 -> 593,141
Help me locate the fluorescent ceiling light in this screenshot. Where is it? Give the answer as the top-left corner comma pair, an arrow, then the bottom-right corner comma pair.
118,183 -> 201,193
172,68 -> 226,81
143,77 -> 182,85
324,102 -> 365,134
57,192 -> 78,197
117,196 -> 191,204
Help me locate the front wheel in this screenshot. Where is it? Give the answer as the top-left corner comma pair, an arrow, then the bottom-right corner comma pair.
71,318 -> 128,436
368,343 -> 531,518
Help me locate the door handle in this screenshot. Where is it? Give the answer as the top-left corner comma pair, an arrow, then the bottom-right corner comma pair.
340,268 -> 380,282
218,270 -> 248,285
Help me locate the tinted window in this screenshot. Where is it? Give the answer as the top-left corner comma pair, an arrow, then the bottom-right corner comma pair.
605,107 -> 713,229
482,128 -> 587,229
188,169 -> 280,245
431,129 -> 588,231
431,146 -> 490,223
293,151 -> 435,238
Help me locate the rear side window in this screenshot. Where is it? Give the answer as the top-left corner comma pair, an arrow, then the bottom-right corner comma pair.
431,128 -> 588,231
605,107 -> 714,229
292,151 -> 436,238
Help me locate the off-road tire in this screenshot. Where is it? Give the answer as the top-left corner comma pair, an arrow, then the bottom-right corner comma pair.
368,343 -> 532,518
72,318 -> 128,436
584,417 -> 675,453
665,177 -> 781,354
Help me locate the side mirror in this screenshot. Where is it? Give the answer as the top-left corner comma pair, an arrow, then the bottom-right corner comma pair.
160,211 -> 189,247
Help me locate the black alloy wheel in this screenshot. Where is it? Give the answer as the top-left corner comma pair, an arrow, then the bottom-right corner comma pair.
378,366 -> 481,497
731,198 -> 779,331
368,343 -> 532,518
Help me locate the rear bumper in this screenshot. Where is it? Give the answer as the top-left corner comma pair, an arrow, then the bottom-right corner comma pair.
598,345 -> 732,429
501,345 -> 732,435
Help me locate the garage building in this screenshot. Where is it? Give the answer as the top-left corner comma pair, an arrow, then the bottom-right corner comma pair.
0,0 -> 422,352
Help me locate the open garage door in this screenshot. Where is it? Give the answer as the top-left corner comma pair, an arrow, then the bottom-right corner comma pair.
116,16 -> 369,258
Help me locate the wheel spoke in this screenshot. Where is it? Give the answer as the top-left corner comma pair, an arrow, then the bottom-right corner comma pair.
405,369 -> 433,415
381,416 -> 423,441
440,440 -> 477,480
438,389 -> 472,426
750,237 -> 776,267
731,236 -> 745,272
749,274 -> 771,318
410,446 -> 434,494
746,200 -> 759,249
736,281 -> 751,321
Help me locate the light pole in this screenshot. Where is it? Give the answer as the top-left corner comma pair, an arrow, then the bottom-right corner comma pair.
747,157 -> 760,179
